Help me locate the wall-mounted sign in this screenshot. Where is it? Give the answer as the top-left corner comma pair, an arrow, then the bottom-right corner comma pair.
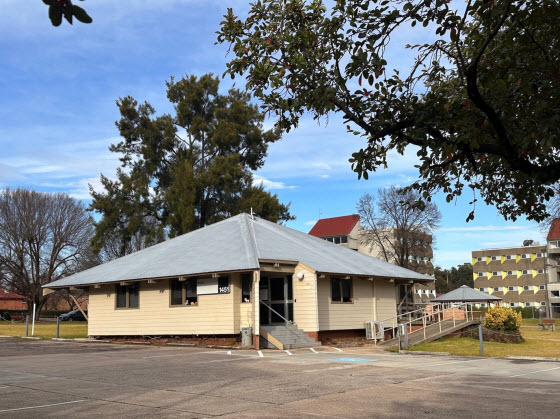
197,277 -> 230,295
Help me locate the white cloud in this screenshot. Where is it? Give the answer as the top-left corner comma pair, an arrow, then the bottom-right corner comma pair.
320,174 -> 330,179
312,162 -> 332,170
440,225 -> 533,232
67,176 -> 107,200
20,165 -> 64,174
253,175 -> 297,191
304,220 -> 317,226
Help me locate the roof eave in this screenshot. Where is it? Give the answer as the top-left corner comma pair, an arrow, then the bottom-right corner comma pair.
42,267 -> 260,289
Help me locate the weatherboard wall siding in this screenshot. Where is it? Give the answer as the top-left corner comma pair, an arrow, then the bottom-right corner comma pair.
88,274 -> 243,336
316,276 -> 397,331
374,279 -> 398,322
293,264 -> 319,332
317,276 -> 374,330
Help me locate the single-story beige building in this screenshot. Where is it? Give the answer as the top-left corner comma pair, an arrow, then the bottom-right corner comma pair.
43,213 -> 432,349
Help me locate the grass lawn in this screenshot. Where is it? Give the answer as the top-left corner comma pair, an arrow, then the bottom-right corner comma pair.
0,321 -> 88,339
408,320 -> 560,358
410,336 -> 560,358
521,318 -> 541,327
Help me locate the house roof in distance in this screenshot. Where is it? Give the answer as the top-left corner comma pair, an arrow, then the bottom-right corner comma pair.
0,289 -> 26,300
547,218 -> 560,241
44,213 -> 432,289
431,285 -> 502,303
308,214 -> 360,237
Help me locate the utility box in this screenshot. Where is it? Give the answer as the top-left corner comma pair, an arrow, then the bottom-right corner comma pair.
241,327 -> 253,347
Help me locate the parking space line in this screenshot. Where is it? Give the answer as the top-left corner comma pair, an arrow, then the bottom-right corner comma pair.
309,348 -> 318,354
510,365 -> 560,378
257,350 -> 264,357
142,354 -> 177,359
333,347 -> 342,352
227,351 -> 232,355
284,350 -> 293,356
404,359 -> 484,369
0,399 -> 85,413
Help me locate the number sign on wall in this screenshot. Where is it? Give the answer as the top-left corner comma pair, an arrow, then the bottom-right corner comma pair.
197,277 -> 230,295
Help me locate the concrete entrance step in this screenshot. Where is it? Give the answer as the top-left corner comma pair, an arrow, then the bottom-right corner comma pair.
260,324 -> 321,349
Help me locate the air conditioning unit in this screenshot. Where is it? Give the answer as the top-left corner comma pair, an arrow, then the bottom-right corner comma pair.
365,321 -> 384,340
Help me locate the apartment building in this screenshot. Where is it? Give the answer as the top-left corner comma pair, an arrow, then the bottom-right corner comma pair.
308,215 -> 435,310
472,243 -> 547,309
546,219 -> 560,316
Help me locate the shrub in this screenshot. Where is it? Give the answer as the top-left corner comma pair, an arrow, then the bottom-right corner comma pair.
482,307 -> 522,333
0,309 -> 26,320
40,310 -> 68,318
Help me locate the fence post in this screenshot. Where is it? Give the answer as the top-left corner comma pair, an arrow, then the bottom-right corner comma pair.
478,324 -> 484,355
31,303 -> 36,336
453,308 -> 456,327
25,315 -> 29,337
404,325 -> 409,349
423,316 -> 426,340
56,317 -> 60,339
397,326 -> 402,353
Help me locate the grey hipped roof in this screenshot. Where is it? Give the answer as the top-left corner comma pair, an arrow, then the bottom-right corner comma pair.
431,285 -> 502,303
44,213 -> 433,288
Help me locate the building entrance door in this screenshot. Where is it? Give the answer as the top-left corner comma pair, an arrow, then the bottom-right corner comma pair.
259,275 -> 294,325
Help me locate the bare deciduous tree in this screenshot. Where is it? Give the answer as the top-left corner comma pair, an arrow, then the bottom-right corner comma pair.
0,188 -> 97,319
357,187 -> 441,272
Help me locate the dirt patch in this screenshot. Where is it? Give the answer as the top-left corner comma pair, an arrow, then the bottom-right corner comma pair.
94,334 -> 242,347
462,326 -> 524,344
318,329 -> 379,347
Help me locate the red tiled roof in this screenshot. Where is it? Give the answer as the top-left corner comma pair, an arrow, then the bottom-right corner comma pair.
0,288 -> 26,300
548,218 -> 560,241
308,214 -> 360,237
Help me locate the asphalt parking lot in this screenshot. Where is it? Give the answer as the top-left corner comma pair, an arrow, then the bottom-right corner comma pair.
1,338 -> 559,418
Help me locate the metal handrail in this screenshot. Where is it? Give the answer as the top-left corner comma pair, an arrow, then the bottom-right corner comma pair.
380,303 -> 449,326
259,300 -> 293,326
395,305 -> 474,338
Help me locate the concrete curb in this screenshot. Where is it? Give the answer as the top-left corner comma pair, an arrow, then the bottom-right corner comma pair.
506,355 -> 560,363
51,338 -> 73,342
0,335 -> 13,338
399,350 -> 451,356
207,345 -> 244,350
21,336 -> 41,340
122,341 -> 152,345
74,338 -> 111,343
166,343 -> 196,347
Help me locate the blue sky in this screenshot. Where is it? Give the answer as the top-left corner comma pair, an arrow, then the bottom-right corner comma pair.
0,1 -> 546,268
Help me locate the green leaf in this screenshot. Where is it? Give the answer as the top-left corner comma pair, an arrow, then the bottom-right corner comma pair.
64,7 -> 73,25
49,4 -> 63,27
72,5 -> 93,24
450,28 -> 457,42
